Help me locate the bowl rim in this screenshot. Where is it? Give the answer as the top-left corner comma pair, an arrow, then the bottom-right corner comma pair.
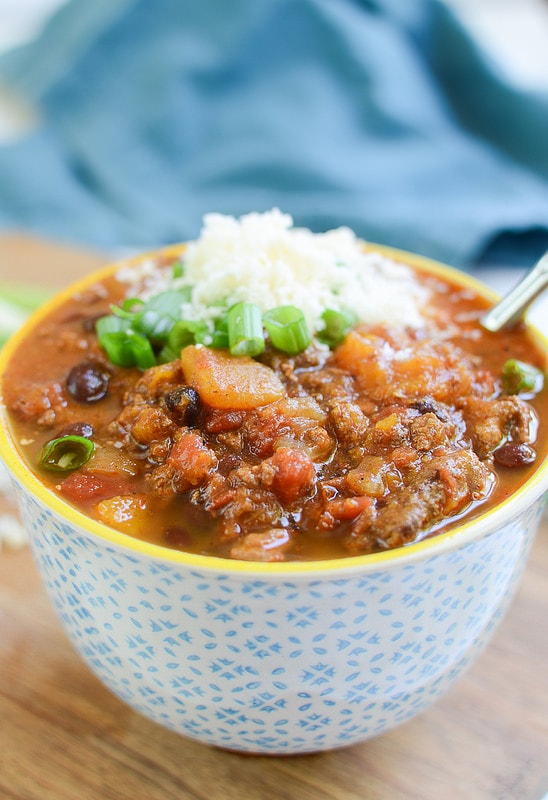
1,242 -> 547,576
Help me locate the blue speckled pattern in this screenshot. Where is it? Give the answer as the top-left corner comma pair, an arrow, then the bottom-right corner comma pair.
16,486 -> 544,754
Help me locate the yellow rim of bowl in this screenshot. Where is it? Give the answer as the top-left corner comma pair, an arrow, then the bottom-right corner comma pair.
1,243 -> 547,576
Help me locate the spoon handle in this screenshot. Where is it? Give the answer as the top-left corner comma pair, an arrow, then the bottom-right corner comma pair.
480,251 -> 548,332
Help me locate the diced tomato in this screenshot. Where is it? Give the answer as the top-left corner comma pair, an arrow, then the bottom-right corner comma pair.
59,471 -> 133,507
168,431 -> 217,490
324,495 -> 374,521
270,447 -> 315,505
318,495 -> 376,531
204,408 -> 245,434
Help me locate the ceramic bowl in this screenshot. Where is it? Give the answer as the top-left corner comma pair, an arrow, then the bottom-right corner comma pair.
1,247 -> 547,755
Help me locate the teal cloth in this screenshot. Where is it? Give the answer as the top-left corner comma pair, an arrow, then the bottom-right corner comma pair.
0,0 -> 547,267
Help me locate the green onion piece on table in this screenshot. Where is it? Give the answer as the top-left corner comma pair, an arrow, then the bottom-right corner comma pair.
316,308 -> 358,347
501,359 -> 544,395
263,305 -> 311,355
0,282 -> 52,348
171,260 -> 184,279
227,302 -> 265,356
39,435 -> 94,472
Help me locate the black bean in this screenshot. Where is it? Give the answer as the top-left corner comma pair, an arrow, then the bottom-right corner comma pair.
493,442 -> 536,468
410,397 -> 449,422
58,421 -> 94,439
66,361 -> 110,403
164,386 -> 200,425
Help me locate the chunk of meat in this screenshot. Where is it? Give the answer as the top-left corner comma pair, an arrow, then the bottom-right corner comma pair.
146,463 -> 176,498
346,455 -> 395,498
347,448 -> 489,551
181,346 -> 285,409
410,412 -> 450,451
328,401 -> 369,448
298,365 -> 356,403
128,361 -> 183,401
131,406 -> 176,445
211,485 -> 282,528
365,411 -> 410,451
9,382 -> 67,428
461,396 -> 535,458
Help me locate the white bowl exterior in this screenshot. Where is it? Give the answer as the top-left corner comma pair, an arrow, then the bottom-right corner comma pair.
14,478 -> 545,754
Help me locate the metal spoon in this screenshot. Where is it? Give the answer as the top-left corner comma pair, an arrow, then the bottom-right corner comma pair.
480,250 -> 548,332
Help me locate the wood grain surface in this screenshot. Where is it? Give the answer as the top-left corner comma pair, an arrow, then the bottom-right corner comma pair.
0,235 -> 547,800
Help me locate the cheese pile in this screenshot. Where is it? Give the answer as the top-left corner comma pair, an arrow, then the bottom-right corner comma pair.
118,209 -> 429,332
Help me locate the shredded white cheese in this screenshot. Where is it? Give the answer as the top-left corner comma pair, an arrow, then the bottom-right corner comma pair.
118,209 -> 430,333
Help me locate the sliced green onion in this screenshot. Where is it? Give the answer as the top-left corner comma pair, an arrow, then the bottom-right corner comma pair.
316,308 -> 357,347
227,302 -> 265,357
0,282 -> 52,311
501,359 -> 544,395
263,305 -> 311,355
96,316 -> 156,368
0,283 -> 53,347
96,314 -> 132,337
211,316 -> 229,349
158,319 -> 209,362
133,289 -> 191,343
126,330 -> 157,368
110,298 -> 145,320
122,297 -> 145,311
39,435 -> 94,472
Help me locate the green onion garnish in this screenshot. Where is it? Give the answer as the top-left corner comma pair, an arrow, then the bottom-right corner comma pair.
172,260 -> 184,279
227,302 -> 265,357
96,316 -> 156,368
96,314 -> 131,337
316,308 -> 357,347
133,289 -> 191,343
100,331 -> 156,369
501,359 -> 544,395
263,305 -> 311,355
110,298 -> 145,320
211,316 -> 229,349
39,435 -> 94,472
158,319 -> 210,362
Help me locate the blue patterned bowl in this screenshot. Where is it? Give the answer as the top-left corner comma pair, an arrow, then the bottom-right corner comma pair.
1,248 -> 547,754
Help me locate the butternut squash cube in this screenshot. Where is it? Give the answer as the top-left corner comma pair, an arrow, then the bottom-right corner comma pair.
180,345 -> 285,410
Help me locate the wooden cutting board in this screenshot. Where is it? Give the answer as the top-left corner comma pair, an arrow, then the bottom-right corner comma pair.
0,234 -> 547,800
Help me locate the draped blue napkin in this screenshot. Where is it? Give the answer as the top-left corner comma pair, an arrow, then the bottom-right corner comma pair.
0,0 -> 547,267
